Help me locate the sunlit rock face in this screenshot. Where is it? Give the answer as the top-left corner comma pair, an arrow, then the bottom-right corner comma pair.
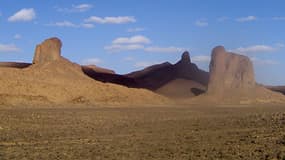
207,46 -> 256,95
33,37 -> 62,64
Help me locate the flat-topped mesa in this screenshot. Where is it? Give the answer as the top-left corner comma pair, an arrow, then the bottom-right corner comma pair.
33,37 -> 62,64
207,46 -> 256,95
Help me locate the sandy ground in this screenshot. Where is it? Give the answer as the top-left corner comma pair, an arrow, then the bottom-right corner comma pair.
0,105 -> 285,160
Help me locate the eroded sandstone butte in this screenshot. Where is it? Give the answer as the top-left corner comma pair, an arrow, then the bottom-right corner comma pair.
190,46 -> 285,104
207,46 -> 256,95
33,38 -> 62,64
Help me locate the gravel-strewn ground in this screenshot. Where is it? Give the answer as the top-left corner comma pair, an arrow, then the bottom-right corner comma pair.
0,105 -> 285,160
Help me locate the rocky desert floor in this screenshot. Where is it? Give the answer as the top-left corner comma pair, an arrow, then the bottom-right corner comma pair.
0,105 -> 285,160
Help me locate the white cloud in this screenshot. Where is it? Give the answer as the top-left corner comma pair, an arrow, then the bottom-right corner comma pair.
47,21 -> 94,28
192,55 -> 211,63
105,35 -> 149,52
81,23 -> 94,28
51,21 -> 78,27
13,34 -> 22,40
112,35 -> 151,44
123,57 -> 134,61
134,61 -> 162,68
275,43 -> 285,48
236,16 -> 257,22
251,57 -> 279,65
56,4 -> 93,13
0,44 -> 20,53
127,27 -> 145,32
217,16 -> 229,22
232,45 -> 276,54
104,44 -> 144,53
8,8 -> 36,22
144,46 -> 184,53
105,36 -> 184,53
84,16 -> 136,24
72,4 -> 93,12
82,58 -> 102,65
273,17 -> 285,21
195,19 -> 208,27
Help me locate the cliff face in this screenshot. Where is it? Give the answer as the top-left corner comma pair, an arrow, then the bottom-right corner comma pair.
207,46 -> 255,95
33,38 -> 62,64
189,46 -> 285,105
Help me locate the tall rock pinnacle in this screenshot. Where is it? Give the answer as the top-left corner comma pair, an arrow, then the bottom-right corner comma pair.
181,51 -> 191,63
33,37 -> 62,64
207,46 -> 256,95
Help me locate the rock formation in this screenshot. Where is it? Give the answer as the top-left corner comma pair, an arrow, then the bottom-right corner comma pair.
126,51 -> 209,90
178,51 -> 191,64
190,46 -> 285,104
32,37 -> 62,64
124,51 -> 209,98
82,66 -> 138,88
207,46 -> 256,95
0,37 -> 170,106
174,51 -> 209,85
82,51 -> 209,99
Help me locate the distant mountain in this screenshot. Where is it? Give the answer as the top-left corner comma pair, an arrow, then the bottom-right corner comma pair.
125,51 -> 209,98
266,86 -> 285,95
82,51 -> 209,98
81,65 -> 138,88
82,65 -> 115,74
0,62 -> 31,69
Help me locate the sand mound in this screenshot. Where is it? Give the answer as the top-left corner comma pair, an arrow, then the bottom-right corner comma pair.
156,79 -> 206,98
0,37 -> 170,107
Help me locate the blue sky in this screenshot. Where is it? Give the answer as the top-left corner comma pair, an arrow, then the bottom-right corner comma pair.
0,0 -> 285,85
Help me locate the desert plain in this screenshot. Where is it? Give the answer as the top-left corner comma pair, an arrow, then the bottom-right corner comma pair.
2,1 -> 285,159
0,37 -> 284,160
0,105 -> 285,160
